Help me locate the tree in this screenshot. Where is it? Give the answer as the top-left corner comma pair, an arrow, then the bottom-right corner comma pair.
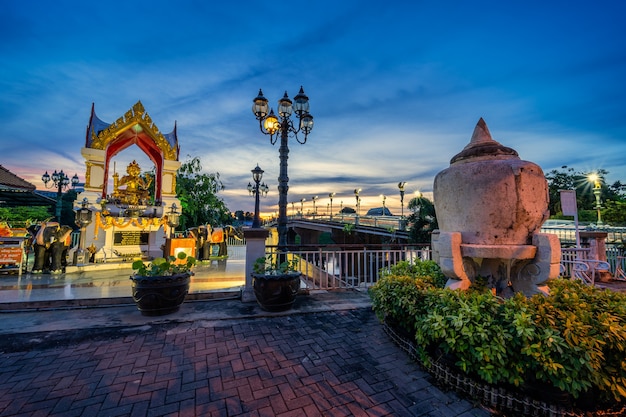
176,156 -> 232,231
0,206 -> 53,226
407,195 -> 438,243
545,166 -> 626,224
603,200 -> 626,226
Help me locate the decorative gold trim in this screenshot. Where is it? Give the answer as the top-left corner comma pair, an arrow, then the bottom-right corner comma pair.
93,212 -> 166,240
89,101 -> 177,160
85,161 -> 105,188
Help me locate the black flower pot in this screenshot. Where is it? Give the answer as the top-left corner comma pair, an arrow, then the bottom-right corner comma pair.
252,272 -> 301,312
129,272 -> 191,316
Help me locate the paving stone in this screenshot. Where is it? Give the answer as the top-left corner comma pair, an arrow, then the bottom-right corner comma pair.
0,298 -> 490,417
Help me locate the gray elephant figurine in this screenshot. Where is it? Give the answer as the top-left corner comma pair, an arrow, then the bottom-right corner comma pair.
29,222 -> 74,274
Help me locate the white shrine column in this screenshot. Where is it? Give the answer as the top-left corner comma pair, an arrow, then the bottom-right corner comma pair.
80,147 -> 107,204
161,159 -> 181,210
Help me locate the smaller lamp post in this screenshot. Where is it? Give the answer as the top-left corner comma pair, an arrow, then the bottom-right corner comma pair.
73,198 -> 93,266
167,203 -> 180,239
380,195 -> 387,216
354,188 -> 361,225
312,196 -> 318,218
340,201 -> 344,220
398,182 -> 407,218
42,170 -> 80,222
300,198 -> 306,217
329,193 -> 336,220
589,173 -> 603,226
249,165 -> 268,228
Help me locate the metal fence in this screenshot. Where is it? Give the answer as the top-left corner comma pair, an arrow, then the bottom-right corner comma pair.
266,243 -> 626,291
266,245 -> 431,290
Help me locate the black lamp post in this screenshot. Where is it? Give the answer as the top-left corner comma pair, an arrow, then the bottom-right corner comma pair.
42,170 -> 79,222
329,193 -> 335,220
74,197 -> 93,265
354,188 -> 361,224
300,198 -> 306,217
253,87 -> 314,250
398,182 -> 407,218
380,194 -> 387,216
312,196 -> 318,219
248,164 -> 268,228
167,203 -> 180,239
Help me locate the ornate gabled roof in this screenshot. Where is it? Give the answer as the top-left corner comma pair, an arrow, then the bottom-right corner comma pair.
85,101 -> 179,160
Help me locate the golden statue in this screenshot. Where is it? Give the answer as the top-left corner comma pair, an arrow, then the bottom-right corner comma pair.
112,160 -> 153,205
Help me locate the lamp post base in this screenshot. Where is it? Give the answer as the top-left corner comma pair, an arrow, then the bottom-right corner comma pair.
73,249 -> 90,266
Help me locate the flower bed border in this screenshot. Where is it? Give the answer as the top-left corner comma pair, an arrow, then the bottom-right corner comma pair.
382,320 -> 625,417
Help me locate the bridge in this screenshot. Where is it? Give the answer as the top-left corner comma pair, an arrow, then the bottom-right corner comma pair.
269,214 -> 410,246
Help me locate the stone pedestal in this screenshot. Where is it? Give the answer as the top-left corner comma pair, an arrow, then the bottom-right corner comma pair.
580,231 -> 611,282
242,228 -> 269,303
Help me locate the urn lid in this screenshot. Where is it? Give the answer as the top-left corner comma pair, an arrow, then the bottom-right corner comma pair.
450,118 -> 519,164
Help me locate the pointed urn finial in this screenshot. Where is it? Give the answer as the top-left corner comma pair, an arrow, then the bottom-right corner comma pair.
450,118 -> 518,164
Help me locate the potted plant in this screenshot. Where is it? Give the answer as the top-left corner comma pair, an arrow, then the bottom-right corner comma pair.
130,252 -> 196,316
251,255 -> 301,312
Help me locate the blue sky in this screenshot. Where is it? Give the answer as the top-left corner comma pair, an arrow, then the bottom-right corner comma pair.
1,1 -> 625,216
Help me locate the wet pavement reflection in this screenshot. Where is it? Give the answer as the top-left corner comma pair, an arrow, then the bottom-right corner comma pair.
0,246 -> 246,305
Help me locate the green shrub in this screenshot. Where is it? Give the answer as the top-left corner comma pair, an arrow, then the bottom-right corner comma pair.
381,260 -> 447,288
369,267 -> 626,406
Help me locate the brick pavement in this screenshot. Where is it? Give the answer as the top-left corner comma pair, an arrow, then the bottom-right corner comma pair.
0,309 -> 490,417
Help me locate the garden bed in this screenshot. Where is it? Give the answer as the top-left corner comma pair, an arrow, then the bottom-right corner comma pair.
370,261 -> 626,417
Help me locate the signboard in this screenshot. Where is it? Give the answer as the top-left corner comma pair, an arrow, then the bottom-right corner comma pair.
113,231 -> 149,246
559,189 -> 580,247
0,237 -> 25,275
0,247 -> 23,264
559,190 -> 578,216
164,238 -> 196,261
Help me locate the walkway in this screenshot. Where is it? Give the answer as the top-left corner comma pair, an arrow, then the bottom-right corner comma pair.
0,267 -> 490,416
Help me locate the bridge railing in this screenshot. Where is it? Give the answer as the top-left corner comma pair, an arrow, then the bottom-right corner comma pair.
265,244 -> 432,290
293,214 -> 407,230
265,244 -> 626,290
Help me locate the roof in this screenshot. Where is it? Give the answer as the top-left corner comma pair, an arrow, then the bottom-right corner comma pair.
0,166 -> 55,207
0,190 -> 55,207
365,207 -> 394,216
0,165 -> 36,191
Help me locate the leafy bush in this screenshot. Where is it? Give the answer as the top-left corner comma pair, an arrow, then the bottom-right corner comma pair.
132,252 -> 196,276
369,266 -> 626,407
380,260 -> 448,288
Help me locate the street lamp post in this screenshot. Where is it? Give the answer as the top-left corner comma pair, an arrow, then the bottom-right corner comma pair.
312,196 -> 318,219
166,203 -> 180,239
329,193 -> 335,220
248,164 -> 268,228
73,198 -> 93,265
253,87 -> 314,251
354,188 -> 361,225
589,173 -> 603,226
398,182 -> 407,218
300,198 -> 306,217
380,195 -> 387,216
42,170 -> 79,222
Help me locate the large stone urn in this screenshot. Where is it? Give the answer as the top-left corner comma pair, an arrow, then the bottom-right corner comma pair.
432,118 -> 561,296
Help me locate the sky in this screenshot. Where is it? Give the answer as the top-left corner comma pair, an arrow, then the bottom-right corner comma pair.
1,1 -> 625,217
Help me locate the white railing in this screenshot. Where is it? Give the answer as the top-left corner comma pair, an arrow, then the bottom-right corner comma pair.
262,244 -> 625,290
266,245 -> 432,290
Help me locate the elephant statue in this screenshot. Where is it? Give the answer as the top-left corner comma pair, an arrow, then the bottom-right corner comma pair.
186,225 -> 244,260
28,222 -> 74,274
